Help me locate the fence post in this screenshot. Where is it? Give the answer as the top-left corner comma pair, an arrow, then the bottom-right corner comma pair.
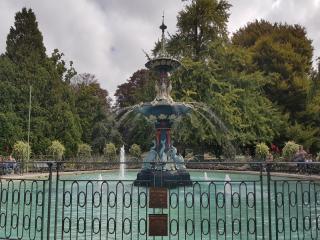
20,160 -> 24,175
47,162 -> 53,240
260,163 -> 265,240
266,162 -> 272,240
54,162 -> 61,240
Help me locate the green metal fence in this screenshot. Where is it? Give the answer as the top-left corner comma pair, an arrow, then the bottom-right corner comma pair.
0,162 -> 319,239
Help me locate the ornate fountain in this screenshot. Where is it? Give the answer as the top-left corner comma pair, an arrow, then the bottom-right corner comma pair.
134,18 -> 192,187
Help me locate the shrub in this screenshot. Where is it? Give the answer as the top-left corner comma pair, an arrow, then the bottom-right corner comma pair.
104,143 -> 116,161
129,144 -> 141,158
255,143 -> 269,161
12,141 -> 31,160
48,140 -> 65,160
77,143 -> 92,158
282,141 -> 299,160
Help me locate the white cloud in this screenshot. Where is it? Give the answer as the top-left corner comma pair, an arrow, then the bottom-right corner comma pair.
0,0 -> 184,99
0,0 -> 319,100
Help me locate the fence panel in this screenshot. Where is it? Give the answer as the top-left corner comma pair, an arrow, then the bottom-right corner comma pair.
0,178 -> 48,239
272,179 -> 320,239
0,161 -> 320,239
55,178 -> 149,240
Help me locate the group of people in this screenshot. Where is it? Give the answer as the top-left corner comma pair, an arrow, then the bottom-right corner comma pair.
266,145 -> 313,162
263,145 -> 316,174
293,145 -> 313,163
0,155 -> 18,175
293,146 -> 314,173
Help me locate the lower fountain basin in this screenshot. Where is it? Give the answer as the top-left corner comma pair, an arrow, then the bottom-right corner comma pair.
137,102 -> 190,123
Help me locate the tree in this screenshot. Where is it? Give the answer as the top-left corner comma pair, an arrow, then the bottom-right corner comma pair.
72,73 -> 110,144
291,82 -> 320,153
0,8 -> 83,156
91,118 -> 123,154
115,69 -> 156,108
232,20 -> 274,48
71,74 -> 111,137
12,141 -> 31,160
77,143 -> 92,158
162,0 -> 231,60
48,140 -> 65,160
129,144 -> 142,158
50,103 -> 82,155
0,112 -> 23,155
232,20 -> 320,153
232,21 -> 313,119
170,43 -> 285,154
50,48 -> 77,82
6,8 -> 46,64
255,143 -> 269,161
282,141 -> 299,160
71,73 -> 122,153
104,143 -> 117,162
115,70 -> 157,150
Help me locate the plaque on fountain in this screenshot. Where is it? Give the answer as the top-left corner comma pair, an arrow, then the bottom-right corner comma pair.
149,214 -> 168,236
149,187 -> 167,208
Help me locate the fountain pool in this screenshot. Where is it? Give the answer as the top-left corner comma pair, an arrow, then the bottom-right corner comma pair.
1,169 -> 319,239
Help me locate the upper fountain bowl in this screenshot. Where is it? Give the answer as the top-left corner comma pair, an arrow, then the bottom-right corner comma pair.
145,57 -> 181,72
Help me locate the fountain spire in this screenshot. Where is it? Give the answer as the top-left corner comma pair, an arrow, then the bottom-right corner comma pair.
144,15 -> 182,104
159,12 -> 167,57
145,16 -> 180,72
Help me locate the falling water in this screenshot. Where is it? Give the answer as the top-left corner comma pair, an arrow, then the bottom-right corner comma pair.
119,145 -> 126,179
225,174 -> 231,194
182,102 -> 236,158
204,172 -> 209,180
116,101 -> 237,160
98,174 -> 102,181
97,173 -> 103,186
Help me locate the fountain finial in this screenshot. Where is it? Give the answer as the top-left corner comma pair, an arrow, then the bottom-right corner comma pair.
159,13 -> 167,57
160,11 -> 167,32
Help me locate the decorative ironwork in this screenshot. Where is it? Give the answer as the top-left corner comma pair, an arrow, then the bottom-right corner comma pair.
0,161 -> 320,239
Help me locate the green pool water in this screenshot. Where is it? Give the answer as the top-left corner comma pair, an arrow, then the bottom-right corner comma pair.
1,170 -> 319,239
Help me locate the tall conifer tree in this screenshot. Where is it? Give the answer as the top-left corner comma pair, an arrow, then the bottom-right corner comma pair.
6,8 -> 46,64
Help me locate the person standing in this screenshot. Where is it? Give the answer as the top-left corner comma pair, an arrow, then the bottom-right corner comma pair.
294,145 -> 307,173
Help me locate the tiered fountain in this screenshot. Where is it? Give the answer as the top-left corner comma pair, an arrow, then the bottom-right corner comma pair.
133,18 -> 192,188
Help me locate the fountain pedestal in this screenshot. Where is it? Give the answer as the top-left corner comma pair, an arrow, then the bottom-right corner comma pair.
134,169 -> 191,188
133,105 -> 192,187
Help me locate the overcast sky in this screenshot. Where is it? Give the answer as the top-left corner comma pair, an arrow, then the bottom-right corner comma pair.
0,0 -> 319,99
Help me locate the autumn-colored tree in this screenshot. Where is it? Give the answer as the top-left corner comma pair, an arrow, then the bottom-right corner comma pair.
115,69 -> 156,108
